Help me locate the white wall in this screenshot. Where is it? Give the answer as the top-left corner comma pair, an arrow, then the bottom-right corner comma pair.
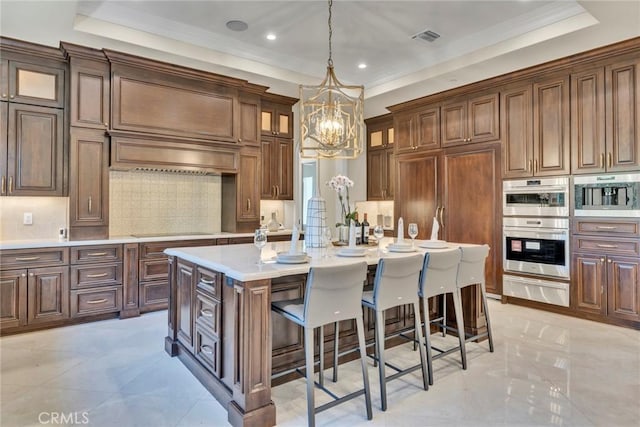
0,197 -> 68,241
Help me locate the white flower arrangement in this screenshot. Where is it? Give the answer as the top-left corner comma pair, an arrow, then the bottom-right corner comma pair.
327,175 -> 356,227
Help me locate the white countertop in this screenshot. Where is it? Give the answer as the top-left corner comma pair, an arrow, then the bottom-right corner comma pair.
165,239 -> 475,282
0,230 -> 297,250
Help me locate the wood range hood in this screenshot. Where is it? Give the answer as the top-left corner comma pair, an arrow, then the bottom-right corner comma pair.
109,130 -> 240,176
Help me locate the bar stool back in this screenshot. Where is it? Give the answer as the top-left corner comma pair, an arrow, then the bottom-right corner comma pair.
271,262 -> 372,427
456,244 -> 494,353
418,249 -> 464,382
361,254 -> 429,411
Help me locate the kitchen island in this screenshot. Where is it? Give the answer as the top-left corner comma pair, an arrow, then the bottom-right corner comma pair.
164,240 -> 488,427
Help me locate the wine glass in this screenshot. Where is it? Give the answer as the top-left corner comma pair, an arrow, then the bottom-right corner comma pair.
408,223 -> 419,247
373,225 -> 385,255
254,229 -> 267,265
322,227 -> 333,258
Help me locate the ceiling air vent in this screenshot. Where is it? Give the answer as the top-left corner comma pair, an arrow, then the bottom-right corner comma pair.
412,29 -> 440,43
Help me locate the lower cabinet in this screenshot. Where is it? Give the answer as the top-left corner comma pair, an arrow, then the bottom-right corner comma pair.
0,270 -> 27,328
27,266 -> 70,324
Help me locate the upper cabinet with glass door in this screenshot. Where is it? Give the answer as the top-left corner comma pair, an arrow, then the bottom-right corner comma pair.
1,60 -> 65,109
261,101 -> 293,138
366,114 -> 394,151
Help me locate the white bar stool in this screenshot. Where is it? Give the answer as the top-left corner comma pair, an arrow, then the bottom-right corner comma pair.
361,254 -> 429,411
418,249 -> 465,384
271,262 -> 372,427
456,244 -> 494,355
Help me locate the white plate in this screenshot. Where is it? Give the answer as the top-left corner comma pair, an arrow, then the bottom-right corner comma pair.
276,256 -> 310,264
277,251 -> 307,259
387,246 -> 417,253
337,250 -> 366,257
419,241 -> 449,249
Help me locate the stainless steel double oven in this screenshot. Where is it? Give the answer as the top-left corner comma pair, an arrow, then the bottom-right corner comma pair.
502,177 -> 570,307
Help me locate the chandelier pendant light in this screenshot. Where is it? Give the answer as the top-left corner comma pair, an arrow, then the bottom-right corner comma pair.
299,0 -> 364,159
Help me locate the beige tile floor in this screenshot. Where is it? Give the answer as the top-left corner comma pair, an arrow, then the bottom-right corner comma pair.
1,300 -> 639,427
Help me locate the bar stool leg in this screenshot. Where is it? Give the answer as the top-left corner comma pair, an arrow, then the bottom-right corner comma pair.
375,310 -> 388,411
412,301 -> 429,391
355,316 -> 373,420
442,294 -> 447,337
319,325 -> 325,388
304,327 -> 316,427
421,298 -> 434,385
480,283 -> 495,352
333,321 -> 340,382
453,289 -> 467,370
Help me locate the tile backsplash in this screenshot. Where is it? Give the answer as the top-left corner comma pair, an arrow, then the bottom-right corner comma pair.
0,197 -> 68,241
109,170 -> 221,236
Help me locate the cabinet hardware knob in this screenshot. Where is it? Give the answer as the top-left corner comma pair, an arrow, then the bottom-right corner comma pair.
9,94 -> 15,99
200,278 -> 215,285
600,258 -> 605,262
104,122 -> 109,127
201,345 -> 214,355
87,272 -> 109,278
86,298 -> 108,305
21,273 -> 26,277
607,259 -> 612,263
1,176 -> 5,194
16,256 -> 40,261
200,309 -> 214,318
238,138 -> 242,142
1,93 -> 6,98
29,273 -> 34,277
87,252 -> 107,256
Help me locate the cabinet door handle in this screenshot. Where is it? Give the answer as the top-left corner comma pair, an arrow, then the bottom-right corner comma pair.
86,298 -> 108,305
1,93 -> 6,98
29,272 -> 34,277
87,252 -> 108,256
600,153 -> 605,169
104,122 -> 109,127
596,244 -> 618,248
596,226 -> 617,230
9,94 -> 15,99
247,198 -> 251,212
607,259 -> 612,263
15,256 -> 40,261
88,196 -> 92,214
201,344 -> 214,355
608,152 -> 613,168
200,278 -> 214,285
528,160 -> 533,172
87,272 -> 109,278
180,268 -> 191,275
200,308 -> 214,318
276,185 -> 280,198
534,159 -> 539,173
21,273 -> 26,277
8,176 -> 13,194
1,176 -> 5,194
439,206 -> 445,228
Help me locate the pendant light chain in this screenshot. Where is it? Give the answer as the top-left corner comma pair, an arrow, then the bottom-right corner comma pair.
327,0 -> 333,67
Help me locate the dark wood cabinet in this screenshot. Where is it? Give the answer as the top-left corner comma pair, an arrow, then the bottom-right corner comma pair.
571,67 -> 606,174
261,101 -> 293,138
27,266 -> 69,325
441,92 -> 499,147
502,76 -> 570,178
0,269 -> 27,329
237,93 -> 261,146
176,259 -> 195,351
395,106 -> 440,153
605,57 -> 640,172
261,136 -> 293,200
3,59 -> 65,108
366,115 -> 394,201
222,147 -> 261,232
572,218 -> 640,326
2,103 -> 64,196
69,128 -> 109,239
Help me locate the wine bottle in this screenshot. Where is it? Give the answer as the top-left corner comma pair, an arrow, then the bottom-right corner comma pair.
354,212 -> 362,245
362,213 -> 370,244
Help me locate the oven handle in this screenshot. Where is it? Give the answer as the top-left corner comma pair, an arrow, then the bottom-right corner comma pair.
504,229 -> 568,238
503,185 -> 568,193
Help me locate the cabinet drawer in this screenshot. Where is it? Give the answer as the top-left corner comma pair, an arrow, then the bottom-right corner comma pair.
139,258 -> 169,281
574,219 -> 640,237
0,248 -> 69,269
195,292 -> 220,337
139,239 -> 214,259
70,263 -> 122,289
71,245 -> 122,264
196,267 -> 221,300
195,324 -> 221,377
139,280 -> 169,312
71,286 -> 122,317
572,236 -> 640,257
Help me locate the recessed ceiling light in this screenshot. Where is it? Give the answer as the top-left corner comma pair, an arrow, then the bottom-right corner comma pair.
266,33 -> 276,41
226,20 -> 248,32
358,63 -> 367,69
